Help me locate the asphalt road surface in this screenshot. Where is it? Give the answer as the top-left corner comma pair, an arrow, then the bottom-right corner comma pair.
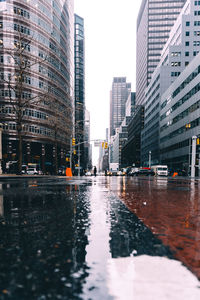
0,175 -> 200,299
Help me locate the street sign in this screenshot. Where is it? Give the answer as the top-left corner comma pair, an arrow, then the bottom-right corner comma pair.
75,167 -> 82,170
94,140 -> 106,147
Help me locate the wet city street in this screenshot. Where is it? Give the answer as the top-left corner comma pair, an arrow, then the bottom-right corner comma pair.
0,176 -> 200,299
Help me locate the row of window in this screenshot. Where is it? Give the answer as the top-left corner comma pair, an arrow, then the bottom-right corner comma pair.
187,21 -> 200,26
0,90 -> 31,99
2,123 -> 53,137
145,103 -> 159,122
14,7 -> 30,19
145,82 -> 160,106
173,84 -> 200,112
160,116 -> 200,143
160,139 -> 189,154
185,30 -> 200,36
0,107 -> 47,121
171,49 -> 200,56
171,72 -> 181,77
172,65 -> 200,98
161,99 -> 200,132
161,81 -> 200,121
14,23 -> 30,35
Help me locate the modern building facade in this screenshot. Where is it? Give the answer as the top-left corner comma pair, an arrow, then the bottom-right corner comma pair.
110,77 -> 131,137
141,0 -> 200,166
160,51 -> 200,172
0,0 -> 74,173
110,116 -> 131,168
121,105 -> 144,167
74,14 -> 85,170
136,0 -> 186,106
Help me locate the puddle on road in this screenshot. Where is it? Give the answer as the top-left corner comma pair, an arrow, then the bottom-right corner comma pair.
106,176 -> 200,281
0,177 -> 199,299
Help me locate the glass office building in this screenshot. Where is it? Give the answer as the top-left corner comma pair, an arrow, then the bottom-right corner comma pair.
110,77 -> 131,137
74,14 -> 85,171
136,0 -> 186,106
0,0 -> 74,173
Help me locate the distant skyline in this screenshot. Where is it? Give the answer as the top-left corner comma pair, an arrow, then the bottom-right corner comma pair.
74,1 -> 142,131
74,0 -> 142,164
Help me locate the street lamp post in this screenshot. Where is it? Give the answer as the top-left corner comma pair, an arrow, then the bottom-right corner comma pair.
149,151 -> 151,168
74,120 -> 89,176
78,142 -> 81,177
191,136 -> 197,178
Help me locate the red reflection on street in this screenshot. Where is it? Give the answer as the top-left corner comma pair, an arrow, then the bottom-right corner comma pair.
115,177 -> 200,279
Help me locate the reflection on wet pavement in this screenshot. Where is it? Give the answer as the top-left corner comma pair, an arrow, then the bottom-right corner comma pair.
0,176 -> 199,299
0,178 -> 91,299
107,176 -> 200,280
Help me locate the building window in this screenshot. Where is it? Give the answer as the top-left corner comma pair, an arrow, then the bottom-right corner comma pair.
186,31 -> 190,36
185,41 -> 190,46
194,31 -> 200,35
194,40 -> 200,46
171,52 -> 181,57
194,51 -> 199,56
185,61 -> 189,66
171,72 -> 181,77
186,21 -> 190,26
185,51 -> 189,56
194,11 -> 200,15
171,62 -> 181,66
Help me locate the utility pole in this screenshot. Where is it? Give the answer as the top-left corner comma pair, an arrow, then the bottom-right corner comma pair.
191,136 -> 197,178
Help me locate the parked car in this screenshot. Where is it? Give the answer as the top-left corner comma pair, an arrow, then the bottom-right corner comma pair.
117,170 -> 123,176
135,168 -> 155,176
129,167 -> 139,176
85,171 -> 92,176
27,168 -> 39,175
107,171 -> 112,176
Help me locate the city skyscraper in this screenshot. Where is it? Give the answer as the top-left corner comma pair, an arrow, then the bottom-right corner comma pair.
136,0 -> 186,106
141,0 -> 200,166
110,77 -> 131,137
0,0 -> 74,173
74,14 -> 85,170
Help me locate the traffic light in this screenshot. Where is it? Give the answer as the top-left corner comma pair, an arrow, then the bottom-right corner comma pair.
66,157 -> 70,162
105,142 -> 108,149
72,138 -> 76,146
102,142 -> 105,148
197,138 -> 200,145
73,150 -> 76,155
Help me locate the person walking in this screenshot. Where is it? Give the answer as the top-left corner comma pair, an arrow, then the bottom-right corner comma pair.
94,166 -> 97,177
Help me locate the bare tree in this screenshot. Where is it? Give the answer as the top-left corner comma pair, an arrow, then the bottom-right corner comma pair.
0,31 -> 48,173
47,97 -> 73,174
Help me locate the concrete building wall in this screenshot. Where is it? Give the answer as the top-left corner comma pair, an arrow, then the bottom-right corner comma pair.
160,51 -> 200,170
141,0 -> 200,166
136,0 -> 187,106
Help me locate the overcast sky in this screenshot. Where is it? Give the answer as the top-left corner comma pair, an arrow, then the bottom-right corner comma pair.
74,0 -> 142,164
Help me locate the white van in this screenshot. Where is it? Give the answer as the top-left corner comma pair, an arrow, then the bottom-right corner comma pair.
151,165 -> 168,176
27,167 -> 38,175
